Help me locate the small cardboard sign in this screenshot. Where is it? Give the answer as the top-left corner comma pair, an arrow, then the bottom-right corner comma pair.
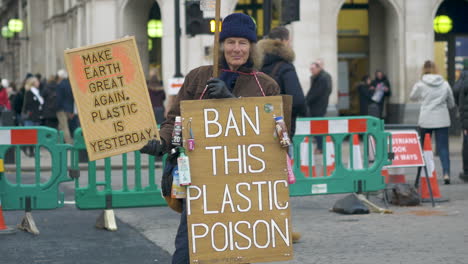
64,36 -> 159,161
181,96 -> 293,264
387,131 -> 425,168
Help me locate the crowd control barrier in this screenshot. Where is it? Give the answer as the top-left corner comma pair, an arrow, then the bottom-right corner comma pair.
0,126 -> 73,234
71,128 -> 166,210
290,116 -> 392,196
0,127 -> 72,210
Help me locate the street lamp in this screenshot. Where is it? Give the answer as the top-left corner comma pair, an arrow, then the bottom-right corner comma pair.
8,18 -> 24,33
434,15 -> 453,34
147,19 -> 163,38
1,26 -> 14,38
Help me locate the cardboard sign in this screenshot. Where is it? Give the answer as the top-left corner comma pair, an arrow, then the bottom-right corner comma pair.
387,131 -> 425,168
64,37 -> 159,161
181,96 -> 293,264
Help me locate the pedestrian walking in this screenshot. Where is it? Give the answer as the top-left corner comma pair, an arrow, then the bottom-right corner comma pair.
410,60 -> 455,184
56,69 -> 76,144
370,70 -> 391,119
306,61 -> 332,153
22,76 -> 43,126
147,69 -> 166,124
258,26 -> 306,140
41,74 -> 59,129
140,13 -> 280,264
0,77 -> 11,111
357,75 -> 373,116
454,69 -> 468,182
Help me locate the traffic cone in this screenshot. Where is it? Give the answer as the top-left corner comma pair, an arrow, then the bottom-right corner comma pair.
368,136 -> 376,162
300,137 -> 317,177
325,136 -> 335,176
388,167 -> 406,184
0,197 -> 16,235
349,134 -> 363,170
419,133 -> 447,202
382,166 -> 390,184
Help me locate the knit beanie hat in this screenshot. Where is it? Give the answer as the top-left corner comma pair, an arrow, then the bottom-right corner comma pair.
220,13 -> 257,43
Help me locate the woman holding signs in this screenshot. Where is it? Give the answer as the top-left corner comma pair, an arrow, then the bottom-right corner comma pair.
141,13 -> 283,263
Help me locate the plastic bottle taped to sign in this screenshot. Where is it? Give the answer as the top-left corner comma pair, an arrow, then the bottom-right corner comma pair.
311,184 -> 328,194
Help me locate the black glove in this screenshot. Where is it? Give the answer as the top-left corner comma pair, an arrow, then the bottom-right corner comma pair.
140,139 -> 165,156
206,78 -> 235,98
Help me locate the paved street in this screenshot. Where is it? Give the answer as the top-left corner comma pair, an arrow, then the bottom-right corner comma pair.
1,136 -> 467,264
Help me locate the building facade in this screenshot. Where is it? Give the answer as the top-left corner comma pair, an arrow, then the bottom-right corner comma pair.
0,0 -> 447,123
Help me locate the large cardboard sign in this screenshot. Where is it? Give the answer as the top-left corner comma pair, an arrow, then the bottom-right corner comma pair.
387,131 -> 425,168
64,37 -> 159,161
181,96 -> 293,264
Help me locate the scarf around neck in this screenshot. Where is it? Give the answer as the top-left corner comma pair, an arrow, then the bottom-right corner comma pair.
219,60 -> 253,92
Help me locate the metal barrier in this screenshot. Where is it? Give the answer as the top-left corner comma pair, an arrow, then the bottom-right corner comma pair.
0,126 -> 72,210
290,116 -> 392,196
72,128 -> 166,210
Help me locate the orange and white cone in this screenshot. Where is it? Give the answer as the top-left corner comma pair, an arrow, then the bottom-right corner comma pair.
388,167 -> 406,184
325,136 -> 335,176
349,134 -> 363,170
382,166 -> 390,184
0,197 -> 15,235
300,137 -> 317,177
368,136 -> 376,162
420,133 -> 447,202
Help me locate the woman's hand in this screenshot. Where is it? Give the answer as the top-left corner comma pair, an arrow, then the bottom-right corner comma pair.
206,78 -> 234,98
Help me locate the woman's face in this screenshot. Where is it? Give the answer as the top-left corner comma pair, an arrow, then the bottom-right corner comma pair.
223,37 -> 250,71
376,72 -> 383,79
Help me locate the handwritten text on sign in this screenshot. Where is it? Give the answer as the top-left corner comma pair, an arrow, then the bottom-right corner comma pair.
387,131 -> 425,168
64,37 -> 158,161
181,96 -> 293,264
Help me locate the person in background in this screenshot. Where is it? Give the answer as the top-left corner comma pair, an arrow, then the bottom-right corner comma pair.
306,61 -> 332,153
41,74 -> 59,129
316,58 -> 332,89
357,75 -> 373,116
0,77 -> 11,111
454,69 -> 468,182
258,26 -> 306,142
370,70 -> 391,119
22,76 -> 43,126
56,69 -> 76,144
410,60 -> 455,184
147,68 -> 166,124
35,73 -> 46,93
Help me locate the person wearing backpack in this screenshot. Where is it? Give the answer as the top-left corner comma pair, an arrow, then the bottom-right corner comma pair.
258,26 -> 306,140
41,74 -> 59,129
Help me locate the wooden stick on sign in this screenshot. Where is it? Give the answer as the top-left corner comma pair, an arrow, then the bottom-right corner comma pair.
212,0 -> 221,78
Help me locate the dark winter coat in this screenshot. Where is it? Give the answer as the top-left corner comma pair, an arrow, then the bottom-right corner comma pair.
41,81 -> 58,119
306,70 -> 332,117
454,70 -> 468,129
160,65 -> 280,152
56,79 -> 74,113
258,38 -> 305,136
358,82 -> 373,115
23,90 -> 43,122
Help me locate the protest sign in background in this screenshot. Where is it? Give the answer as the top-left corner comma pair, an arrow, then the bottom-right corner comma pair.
64,36 -> 158,161
181,96 -> 293,264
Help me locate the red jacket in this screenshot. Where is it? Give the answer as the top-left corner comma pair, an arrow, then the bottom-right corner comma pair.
0,88 -> 11,110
